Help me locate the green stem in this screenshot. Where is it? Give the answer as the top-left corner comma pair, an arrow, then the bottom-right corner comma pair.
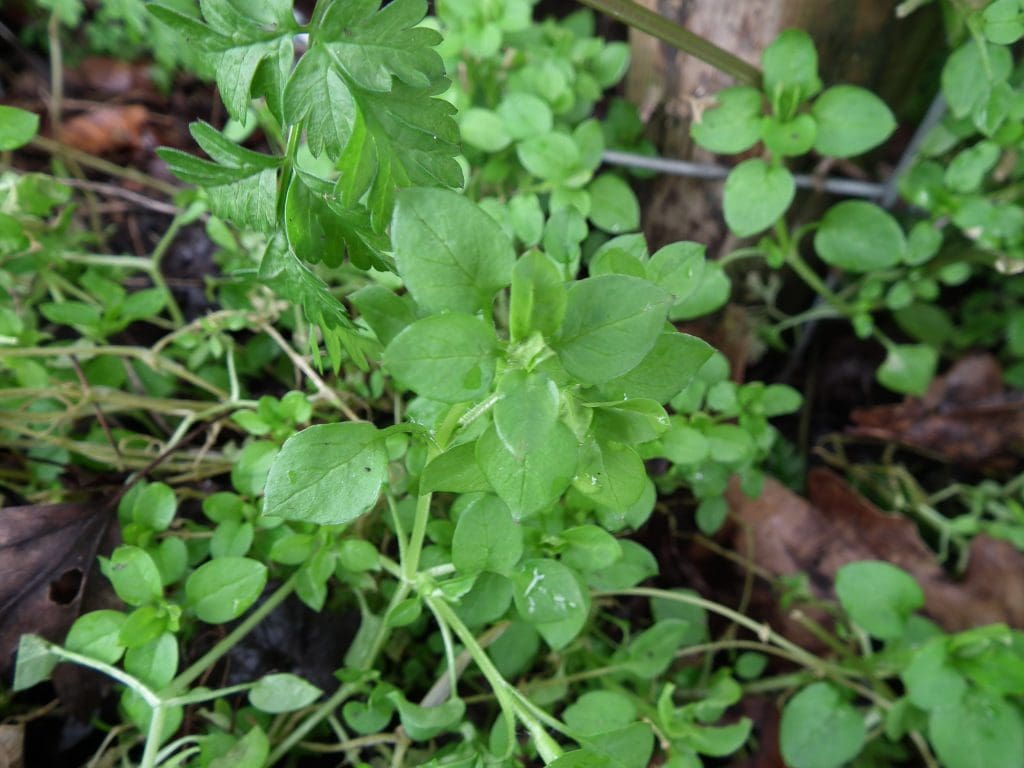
169,575 -> 298,693
574,0 -> 761,86
139,704 -> 167,768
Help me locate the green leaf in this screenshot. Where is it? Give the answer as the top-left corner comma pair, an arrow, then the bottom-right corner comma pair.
13,635 -> 58,691
186,557 -> 267,624
555,275 -> 671,385
573,438 -> 647,511
508,193 -> 544,246
517,132 -> 582,183
284,46 -> 356,160
512,558 -> 586,625
588,539 -> 658,590
812,86 -> 896,157
690,87 -> 762,154
929,689 -> 1024,768
723,159 -> 795,237
942,41 -> 1013,119
780,683 -> 865,768
249,673 -> 323,713
835,561 -> 924,640
124,632 -> 177,689
902,638 -> 967,711
497,92 -> 554,140
601,332 -> 714,404
420,441 -> 492,494
494,370 -> 560,458
583,723 -> 655,768
561,525 -> 622,572
208,726 -> 269,768
564,691 -> 637,736
150,3 -> 295,122
100,546 -> 163,607
389,694 -> 466,741
263,423 -> 387,525
762,29 -> 822,107
760,113 -> 817,157
814,201 -> 906,272
945,141 -> 1001,193
587,174 -> 640,234
132,482 -> 177,532
65,610 -> 127,665
509,250 -> 567,342
876,344 -> 937,396
383,313 -> 497,403
984,0 -> 1024,44
392,188 -> 515,314
683,719 -> 753,758
452,495 -> 523,576
476,422 -> 578,520
350,284 -> 415,346
617,619 -> 692,678
0,106 -> 40,150
460,107 -> 512,151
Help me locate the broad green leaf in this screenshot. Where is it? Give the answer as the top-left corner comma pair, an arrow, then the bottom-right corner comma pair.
65,610 -> 127,665
601,333 -> 713,404
460,107 -> 512,151
690,87 -> 762,154
230,440 -> 278,497
208,727 -> 269,768
186,557 -> 266,624
0,105 -> 40,150
945,141 -> 1000,193
723,159 -> 795,237
124,632 -> 178,689
476,422 -> 578,520
13,635 -> 58,691
590,399 -> 669,445
835,561 -> 924,640
132,482 -> 176,532
454,571 -> 513,628
512,558 -> 586,625
587,174 -> 640,234
555,275 -> 671,385
583,723 -> 655,768
876,344 -> 937,396
929,690 -> 1024,768
812,86 -> 895,157
902,638 -> 967,711
509,250 -> 567,342
249,673 -> 323,713
683,720 -> 753,758
392,188 -> 515,314
760,113 -> 817,156
508,193 -> 544,246
564,691 -> 637,736
349,284 -> 416,346
497,92 -> 554,140
984,0 -> 1024,44
452,495 -> 523,575
263,422 -> 387,524
573,438 -> 647,512
383,313 -> 497,403
762,29 -> 822,107
814,201 -> 906,272
118,605 -> 167,650
494,370 -> 560,458
389,694 -> 466,741
617,619 -> 692,678
420,441 -> 492,494
780,683 -> 865,768
517,132 -> 582,183
942,41 -> 1013,119
100,546 -> 163,607
561,525 -> 622,572
587,539 -> 658,590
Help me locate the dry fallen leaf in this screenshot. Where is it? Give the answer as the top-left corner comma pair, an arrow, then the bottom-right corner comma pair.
726,468 -> 1024,637
0,724 -> 23,768
850,354 -> 1024,468
0,502 -> 115,675
60,105 -> 151,156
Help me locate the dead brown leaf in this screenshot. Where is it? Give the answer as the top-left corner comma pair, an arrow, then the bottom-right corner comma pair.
60,105 -> 152,156
0,724 -> 23,768
849,354 -> 1024,468
727,467 -> 1024,637
0,502 -> 115,675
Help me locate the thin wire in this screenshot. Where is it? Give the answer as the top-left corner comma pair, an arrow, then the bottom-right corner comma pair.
879,92 -> 947,208
602,149 -> 887,200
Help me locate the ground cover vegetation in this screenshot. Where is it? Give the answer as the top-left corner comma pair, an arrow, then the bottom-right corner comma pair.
2,0 -> 1024,766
